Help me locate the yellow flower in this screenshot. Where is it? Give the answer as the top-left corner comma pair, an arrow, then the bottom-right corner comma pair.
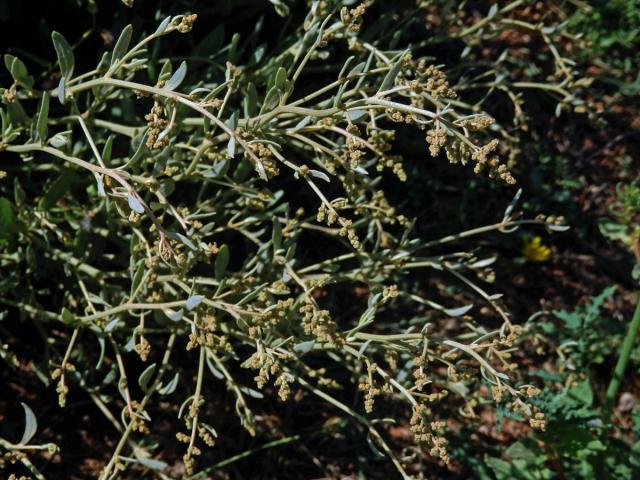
522,236 -> 551,262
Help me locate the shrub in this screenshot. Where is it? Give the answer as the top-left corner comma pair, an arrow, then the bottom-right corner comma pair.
0,1 -> 577,478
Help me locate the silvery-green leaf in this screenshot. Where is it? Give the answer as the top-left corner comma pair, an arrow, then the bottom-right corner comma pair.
169,232 -> 197,251
105,318 -> 120,332
111,24 -> 133,67
444,304 -> 473,317
292,116 -> 311,130
185,295 -> 204,311
227,136 -> 236,158
309,170 -> 330,182
101,136 -> 114,164
49,132 -> 69,148
130,261 -> 145,298
19,403 -> 37,445
137,457 -> 167,471
293,341 -> 315,353
96,175 -> 106,197
51,32 -> 75,79
164,309 -> 183,322
158,372 -> 179,395
164,61 -> 187,91
215,244 -> 230,281
346,109 -> 366,122
547,224 -> 570,232
469,257 -> 496,269
200,422 -> 218,438
239,385 -> 264,398
377,53 -> 406,93
274,66 -> 287,90
155,16 -> 171,35
4,54 -> 34,88
272,217 -> 282,252
502,188 -> 522,220
138,363 -> 156,391
127,194 -> 145,214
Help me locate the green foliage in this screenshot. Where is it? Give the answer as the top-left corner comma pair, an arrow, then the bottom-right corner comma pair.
479,289 -> 640,479
569,0 -> 640,53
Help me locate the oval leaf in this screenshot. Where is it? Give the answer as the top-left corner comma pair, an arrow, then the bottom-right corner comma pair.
155,16 -> 172,35
164,61 -> 187,91
185,294 -> 204,311
127,194 -> 145,214
138,363 -> 157,391
111,24 -> 133,67
164,309 -> 183,322
51,31 -> 75,79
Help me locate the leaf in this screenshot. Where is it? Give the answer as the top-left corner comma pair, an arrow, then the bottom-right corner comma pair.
346,109 -> 366,122
101,136 -> 114,165
272,217 -> 282,252
200,422 -> 218,438
185,295 -> 204,311
444,304 -> 473,317
503,188 -> 522,220
309,169 -> 330,183
274,67 -> 287,90
51,31 -> 75,79
261,86 -> 282,114
546,224 -> 570,232
127,194 -> 145,214
244,82 -> 257,117
61,307 -> 76,325
0,196 -> 16,238
158,372 -> 179,395
49,131 -> 70,148
57,76 -> 66,104
487,3 -> 499,19
36,92 -> 49,142
138,363 -> 157,391
568,380 -> 593,406
293,340 -> 315,353
120,134 -> 147,170
169,232 -> 197,251
111,24 -> 133,67
193,25 -> 225,58
19,403 -> 37,445
348,61 -> 366,78
155,16 -> 171,35
227,136 -> 236,158
164,309 -> 183,322
137,457 -> 167,471
377,53 -> 405,93
239,385 -> 264,398
130,262 -> 146,298
4,54 -> 33,88
269,0 -> 290,16
215,244 -> 230,281
164,61 -> 187,91
38,170 -> 76,210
